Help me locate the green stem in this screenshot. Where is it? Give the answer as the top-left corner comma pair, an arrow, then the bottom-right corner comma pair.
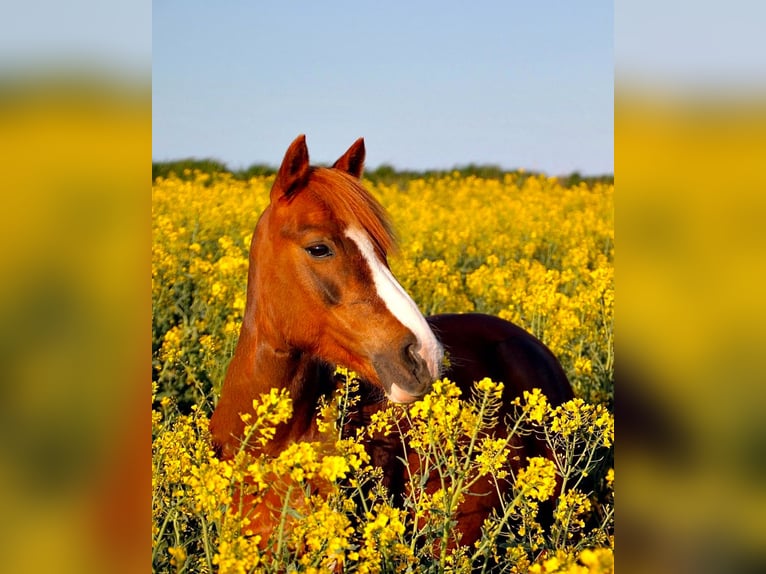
151,505 -> 175,564
172,517 -> 187,574
469,488 -> 526,564
274,484 -> 295,560
199,515 -> 214,574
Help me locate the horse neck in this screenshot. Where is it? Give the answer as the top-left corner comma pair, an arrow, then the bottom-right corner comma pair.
211,320 -> 334,459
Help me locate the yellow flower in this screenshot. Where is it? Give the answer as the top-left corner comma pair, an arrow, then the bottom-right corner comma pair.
579,547 -> 614,573
242,387 -> 293,446
476,377 -> 505,399
167,545 -> 186,566
554,489 -> 592,537
275,441 -> 320,482
516,457 -> 557,502
367,407 -> 396,436
574,356 -> 593,376
292,500 -> 354,567
319,455 -> 350,482
335,439 -> 371,471
476,437 -> 510,478
518,388 -> 550,424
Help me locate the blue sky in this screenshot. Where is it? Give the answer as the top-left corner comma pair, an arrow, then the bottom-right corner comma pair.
153,1 -> 613,175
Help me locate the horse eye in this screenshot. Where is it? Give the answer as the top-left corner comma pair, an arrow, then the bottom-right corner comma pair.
305,244 -> 333,258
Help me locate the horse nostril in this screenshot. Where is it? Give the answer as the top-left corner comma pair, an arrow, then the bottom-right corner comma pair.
404,342 -> 431,384
404,343 -> 420,366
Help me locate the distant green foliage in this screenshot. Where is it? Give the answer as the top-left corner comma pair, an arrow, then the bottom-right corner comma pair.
152,159 -> 612,189
559,172 -> 614,188
152,159 -> 276,183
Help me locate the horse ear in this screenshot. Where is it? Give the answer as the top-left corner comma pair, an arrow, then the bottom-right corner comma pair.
332,137 -> 365,178
272,134 -> 310,201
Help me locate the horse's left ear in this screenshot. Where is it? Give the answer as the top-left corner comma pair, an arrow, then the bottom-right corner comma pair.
272,134 -> 311,202
332,137 -> 365,178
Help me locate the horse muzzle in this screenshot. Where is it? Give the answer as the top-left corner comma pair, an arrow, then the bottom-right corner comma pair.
373,342 -> 434,404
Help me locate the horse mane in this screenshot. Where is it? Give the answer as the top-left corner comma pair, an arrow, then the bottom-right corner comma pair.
305,167 -> 397,261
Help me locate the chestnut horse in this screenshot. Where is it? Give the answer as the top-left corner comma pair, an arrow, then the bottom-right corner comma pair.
209,135 -> 573,546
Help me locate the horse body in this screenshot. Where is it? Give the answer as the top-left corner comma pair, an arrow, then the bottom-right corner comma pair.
209,135 -> 573,546
429,313 -> 572,407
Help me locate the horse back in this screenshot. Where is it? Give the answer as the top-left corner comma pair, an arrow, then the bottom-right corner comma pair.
426,313 -> 573,408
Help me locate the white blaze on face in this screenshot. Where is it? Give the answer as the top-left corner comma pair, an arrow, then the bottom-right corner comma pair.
345,226 -> 444,388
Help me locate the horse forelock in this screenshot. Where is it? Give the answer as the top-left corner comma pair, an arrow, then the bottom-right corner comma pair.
306,168 -> 396,261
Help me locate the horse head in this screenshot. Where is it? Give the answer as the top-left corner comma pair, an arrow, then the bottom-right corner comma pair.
247,135 -> 443,404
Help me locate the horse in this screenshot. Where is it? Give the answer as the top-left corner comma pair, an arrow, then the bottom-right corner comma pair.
209,135 -> 574,547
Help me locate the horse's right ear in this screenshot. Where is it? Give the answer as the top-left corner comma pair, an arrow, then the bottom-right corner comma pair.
271,134 -> 310,202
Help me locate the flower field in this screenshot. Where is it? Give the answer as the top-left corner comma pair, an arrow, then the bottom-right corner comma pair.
152,169 -> 614,573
